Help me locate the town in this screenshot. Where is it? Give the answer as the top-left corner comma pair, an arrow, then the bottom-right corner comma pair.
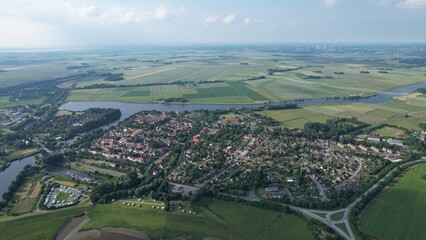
84,110 -> 415,207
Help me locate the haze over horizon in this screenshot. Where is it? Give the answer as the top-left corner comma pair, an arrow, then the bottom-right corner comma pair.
0,0 -> 426,48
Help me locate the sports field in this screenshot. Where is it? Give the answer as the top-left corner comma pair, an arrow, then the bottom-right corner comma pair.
359,164 -> 426,240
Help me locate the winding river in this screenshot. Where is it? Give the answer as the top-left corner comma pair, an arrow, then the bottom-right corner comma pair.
60,82 -> 426,124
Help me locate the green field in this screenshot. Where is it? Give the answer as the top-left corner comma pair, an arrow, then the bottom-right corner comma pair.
374,127 -> 406,138
359,164 -> 426,240
83,199 -> 313,240
0,205 -> 90,240
0,199 -> 313,240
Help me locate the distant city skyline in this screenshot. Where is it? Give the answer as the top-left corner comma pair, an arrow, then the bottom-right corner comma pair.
0,0 -> 425,48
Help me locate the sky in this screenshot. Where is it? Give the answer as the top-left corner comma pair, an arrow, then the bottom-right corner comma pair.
0,0 -> 425,48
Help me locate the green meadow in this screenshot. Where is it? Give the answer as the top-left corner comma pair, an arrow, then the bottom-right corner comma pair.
359,164 -> 426,240
0,199 -> 314,240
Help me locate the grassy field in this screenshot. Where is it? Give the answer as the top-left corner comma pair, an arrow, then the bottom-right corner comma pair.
359,164 -> 426,240
83,199 -> 314,240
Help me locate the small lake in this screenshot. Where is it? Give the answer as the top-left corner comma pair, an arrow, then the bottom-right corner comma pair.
0,155 -> 37,201
60,82 -> 426,125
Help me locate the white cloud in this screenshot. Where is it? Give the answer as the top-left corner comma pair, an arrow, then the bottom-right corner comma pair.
397,0 -> 426,9
222,14 -> 235,24
204,15 -> 219,24
243,17 -> 263,25
324,0 -> 340,8
62,2 -> 179,24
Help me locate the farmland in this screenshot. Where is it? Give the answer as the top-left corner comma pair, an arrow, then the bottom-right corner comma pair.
2,46 -> 424,104
358,164 -> 426,240
259,92 -> 426,130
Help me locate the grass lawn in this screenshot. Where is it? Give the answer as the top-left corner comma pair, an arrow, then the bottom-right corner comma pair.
83,199 -> 314,240
330,211 -> 345,221
359,164 -> 426,240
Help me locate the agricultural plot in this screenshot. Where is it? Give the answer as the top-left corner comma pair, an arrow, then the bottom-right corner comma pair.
359,164 -> 426,240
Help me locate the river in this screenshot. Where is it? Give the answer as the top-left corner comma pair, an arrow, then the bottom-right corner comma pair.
0,155 -> 37,201
60,82 -> 426,125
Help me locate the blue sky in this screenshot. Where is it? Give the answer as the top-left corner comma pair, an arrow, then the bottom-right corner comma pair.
0,0 -> 425,48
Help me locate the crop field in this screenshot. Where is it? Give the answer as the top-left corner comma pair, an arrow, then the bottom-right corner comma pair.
83,199 -> 313,240
359,164 -> 426,240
